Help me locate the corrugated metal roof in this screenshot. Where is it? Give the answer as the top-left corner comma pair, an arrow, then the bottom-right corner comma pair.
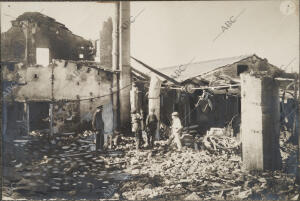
158,54 -> 253,82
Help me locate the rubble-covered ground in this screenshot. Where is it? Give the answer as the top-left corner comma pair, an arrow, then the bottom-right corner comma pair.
2,130 -> 300,200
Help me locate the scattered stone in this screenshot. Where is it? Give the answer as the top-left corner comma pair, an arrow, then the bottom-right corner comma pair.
185,192 -> 201,200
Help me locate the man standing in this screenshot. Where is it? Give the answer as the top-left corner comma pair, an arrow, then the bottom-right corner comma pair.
131,110 -> 143,150
170,112 -> 183,151
146,108 -> 158,148
92,106 -> 104,152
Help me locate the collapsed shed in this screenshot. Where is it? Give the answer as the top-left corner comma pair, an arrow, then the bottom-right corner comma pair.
131,54 -> 297,138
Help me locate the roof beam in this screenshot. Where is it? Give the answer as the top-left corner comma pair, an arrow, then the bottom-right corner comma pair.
131,66 -> 150,80
131,56 -> 181,86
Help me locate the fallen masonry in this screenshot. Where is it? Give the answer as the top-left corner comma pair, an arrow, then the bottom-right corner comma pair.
2,129 -> 299,200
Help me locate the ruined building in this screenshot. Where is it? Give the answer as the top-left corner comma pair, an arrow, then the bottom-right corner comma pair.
2,12 -> 117,140
1,12 -> 95,64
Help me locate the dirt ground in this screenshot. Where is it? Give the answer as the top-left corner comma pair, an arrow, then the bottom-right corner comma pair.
2,130 -> 300,200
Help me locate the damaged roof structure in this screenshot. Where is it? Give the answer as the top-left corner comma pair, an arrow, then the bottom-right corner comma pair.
157,54 -> 285,85
131,54 -> 297,134
1,12 -> 95,64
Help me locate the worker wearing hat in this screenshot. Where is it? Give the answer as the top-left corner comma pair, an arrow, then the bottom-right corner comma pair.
92,105 -> 105,152
170,111 -> 183,150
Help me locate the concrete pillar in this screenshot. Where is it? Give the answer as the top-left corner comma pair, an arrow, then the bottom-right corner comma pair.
149,74 -> 162,140
119,1 -> 131,132
130,83 -> 139,113
241,73 -> 281,170
112,2 -> 120,131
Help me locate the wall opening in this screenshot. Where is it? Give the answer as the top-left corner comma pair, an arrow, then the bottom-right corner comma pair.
237,65 -> 249,76
36,48 -> 50,66
29,102 -> 50,131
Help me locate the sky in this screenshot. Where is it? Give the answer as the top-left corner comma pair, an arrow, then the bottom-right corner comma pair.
1,1 -> 299,73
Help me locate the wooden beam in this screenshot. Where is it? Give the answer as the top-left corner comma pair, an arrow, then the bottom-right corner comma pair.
131,56 -> 181,86
131,67 -> 150,80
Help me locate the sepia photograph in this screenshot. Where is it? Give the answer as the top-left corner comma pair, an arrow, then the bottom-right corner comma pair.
1,0 -> 299,200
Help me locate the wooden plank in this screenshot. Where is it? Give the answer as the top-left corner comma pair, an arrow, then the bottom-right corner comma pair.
131,56 -> 181,86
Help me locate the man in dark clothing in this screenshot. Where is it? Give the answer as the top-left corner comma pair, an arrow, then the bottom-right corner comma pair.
132,110 -> 143,150
146,108 -> 158,148
92,105 -> 105,152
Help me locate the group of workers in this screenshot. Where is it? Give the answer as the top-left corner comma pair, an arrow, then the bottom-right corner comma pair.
131,108 -> 158,150
92,105 -> 184,152
132,109 -> 184,151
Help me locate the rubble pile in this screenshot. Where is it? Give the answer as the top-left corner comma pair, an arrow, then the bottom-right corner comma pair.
202,129 -> 241,154
114,136 -> 136,151
119,134 -> 299,200
2,131 -> 128,199
3,129 -> 299,200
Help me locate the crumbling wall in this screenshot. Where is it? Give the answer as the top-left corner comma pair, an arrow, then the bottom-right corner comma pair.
1,12 -> 95,64
2,60 -> 114,134
2,63 -> 52,101
202,55 -> 282,81
1,27 -> 26,62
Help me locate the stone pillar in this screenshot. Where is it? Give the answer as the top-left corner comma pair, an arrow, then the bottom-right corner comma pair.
241,73 -> 281,170
148,74 -> 162,140
119,1 -> 131,132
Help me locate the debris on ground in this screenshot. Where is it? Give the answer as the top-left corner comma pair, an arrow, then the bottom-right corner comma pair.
118,130 -> 298,200
2,130 -> 128,199
2,128 -> 299,200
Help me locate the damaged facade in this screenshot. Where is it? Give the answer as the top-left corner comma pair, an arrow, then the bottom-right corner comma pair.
2,12 -> 117,140
3,60 -> 115,135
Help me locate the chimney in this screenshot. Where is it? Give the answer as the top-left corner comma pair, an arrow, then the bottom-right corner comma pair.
99,17 -> 113,68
